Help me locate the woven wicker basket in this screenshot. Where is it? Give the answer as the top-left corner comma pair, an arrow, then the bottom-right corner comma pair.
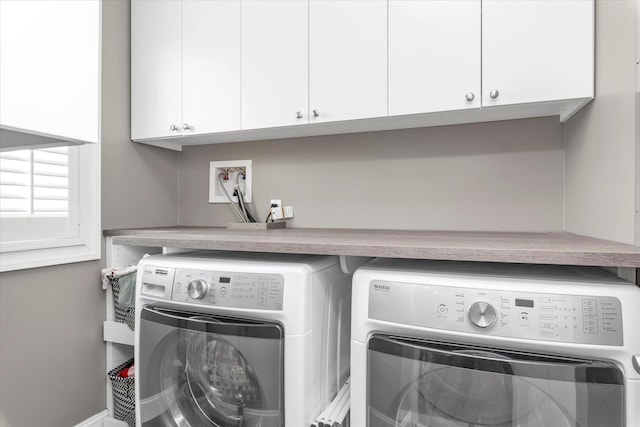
107,273 -> 136,331
107,358 -> 135,427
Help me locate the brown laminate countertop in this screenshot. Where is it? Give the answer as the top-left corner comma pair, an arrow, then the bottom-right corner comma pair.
104,227 -> 640,268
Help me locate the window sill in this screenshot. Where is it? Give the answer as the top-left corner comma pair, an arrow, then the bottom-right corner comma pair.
0,239 -> 100,272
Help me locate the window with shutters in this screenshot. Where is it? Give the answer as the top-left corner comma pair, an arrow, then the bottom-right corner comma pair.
0,144 -> 99,271
0,147 -> 78,243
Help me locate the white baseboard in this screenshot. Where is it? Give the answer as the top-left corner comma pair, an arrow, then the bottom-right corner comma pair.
73,411 -> 130,427
73,410 -> 108,427
103,416 -> 129,427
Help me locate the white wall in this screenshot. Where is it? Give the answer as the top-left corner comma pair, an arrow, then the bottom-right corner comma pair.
565,0 -> 638,245
180,117 -> 565,231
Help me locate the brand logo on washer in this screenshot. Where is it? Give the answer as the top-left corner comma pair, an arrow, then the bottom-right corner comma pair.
373,283 -> 391,292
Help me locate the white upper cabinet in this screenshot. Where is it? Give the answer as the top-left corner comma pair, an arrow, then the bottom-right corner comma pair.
130,0 -> 594,149
131,0 -> 182,140
131,0 -> 240,140
183,1 -> 241,135
0,0 -> 100,147
482,0 -> 594,108
309,0 -> 387,123
242,1 -> 308,130
388,0 -> 481,116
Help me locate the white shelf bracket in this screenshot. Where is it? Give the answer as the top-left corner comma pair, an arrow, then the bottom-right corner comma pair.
339,256 -> 373,274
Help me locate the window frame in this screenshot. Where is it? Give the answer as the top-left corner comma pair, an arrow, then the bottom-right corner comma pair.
0,143 -> 100,272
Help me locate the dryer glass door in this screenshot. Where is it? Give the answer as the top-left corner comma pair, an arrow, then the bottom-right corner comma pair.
139,306 -> 284,427
368,335 -> 624,427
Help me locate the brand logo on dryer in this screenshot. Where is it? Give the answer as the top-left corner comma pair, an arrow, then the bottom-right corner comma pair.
373,283 -> 391,292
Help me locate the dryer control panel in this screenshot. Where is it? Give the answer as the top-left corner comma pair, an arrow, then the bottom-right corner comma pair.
369,280 -> 624,346
140,265 -> 284,310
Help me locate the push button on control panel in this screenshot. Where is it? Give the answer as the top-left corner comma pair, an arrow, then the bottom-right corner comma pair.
582,299 -> 599,334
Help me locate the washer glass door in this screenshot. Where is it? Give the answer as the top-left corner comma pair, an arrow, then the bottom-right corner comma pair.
368,335 -> 624,427
139,306 -> 284,427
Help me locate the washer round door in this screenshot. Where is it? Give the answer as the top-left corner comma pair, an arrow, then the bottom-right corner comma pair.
368,336 -> 624,427
139,306 -> 284,427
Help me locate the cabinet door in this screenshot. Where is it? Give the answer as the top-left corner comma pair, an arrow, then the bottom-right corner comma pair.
309,0 -> 387,123
0,0 -> 100,143
388,0 -> 481,116
131,0 -> 182,140
482,0 -> 594,107
183,1 -> 240,135
242,0 -> 308,130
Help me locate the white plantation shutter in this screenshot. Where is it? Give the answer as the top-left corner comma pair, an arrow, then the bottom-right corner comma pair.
0,147 -> 79,247
33,148 -> 71,214
0,149 -> 31,213
0,147 -> 70,216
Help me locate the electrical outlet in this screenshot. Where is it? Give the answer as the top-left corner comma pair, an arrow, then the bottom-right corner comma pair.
270,206 -> 284,220
283,206 -> 294,218
209,160 -> 252,204
269,200 -> 287,220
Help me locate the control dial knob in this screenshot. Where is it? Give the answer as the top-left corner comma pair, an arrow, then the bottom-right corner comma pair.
468,301 -> 497,328
187,279 -> 209,300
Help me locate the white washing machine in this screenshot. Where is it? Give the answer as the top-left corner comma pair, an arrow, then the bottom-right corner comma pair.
134,251 -> 351,427
351,258 -> 640,427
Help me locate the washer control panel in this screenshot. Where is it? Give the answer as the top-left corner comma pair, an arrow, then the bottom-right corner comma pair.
141,265 -> 284,310
369,280 -> 624,346
173,268 -> 284,310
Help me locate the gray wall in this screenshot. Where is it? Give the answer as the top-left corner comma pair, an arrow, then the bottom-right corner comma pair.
0,261 -> 106,427
180,117 -> 565,231
636,0 -> 640,246
0,2 -> 180,426
101,1 -> 179,230
180,0 -> 638,243
565,0 -> 638,245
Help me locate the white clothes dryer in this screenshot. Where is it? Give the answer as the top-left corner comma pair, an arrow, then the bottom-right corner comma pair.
351,258 -> 640,427
134,251 -> 351,427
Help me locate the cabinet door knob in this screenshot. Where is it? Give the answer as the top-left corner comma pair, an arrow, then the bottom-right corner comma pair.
489,89 -> 500,99
296,111 -> 303,119
312,109 -> 320,118
465,93 -> 475,102
170,124 -> 179,131
182,123 -> 191,131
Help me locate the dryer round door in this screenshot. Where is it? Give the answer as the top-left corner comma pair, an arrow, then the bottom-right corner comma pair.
367,335 -> 625,427
393,350 -> 569,426
139,306 -> 284,427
